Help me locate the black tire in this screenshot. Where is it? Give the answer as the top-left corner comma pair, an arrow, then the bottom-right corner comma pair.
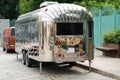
69,62 -> 76,67
25,53 -> 32,67
3,47 -> 5,51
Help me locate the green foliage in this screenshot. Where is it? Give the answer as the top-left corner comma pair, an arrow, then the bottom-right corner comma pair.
0,0 -> 19,19
0,0 -> 120,18
18,0 -> 46,14
103,28 -> 120,44
101,4 -> 114,16
90,7 -> 99,16
73,0 -> 120,17
18,0 -> 80,15
74,1 -> 85,6
103,31 -> 116,43
73,0 -> 120,11
117,8 -> 120,14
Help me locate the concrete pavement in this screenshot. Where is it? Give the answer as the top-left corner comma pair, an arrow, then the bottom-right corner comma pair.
77,49 -> 120,80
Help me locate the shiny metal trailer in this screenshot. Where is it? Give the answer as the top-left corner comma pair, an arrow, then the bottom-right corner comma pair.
15,2 -> 94,73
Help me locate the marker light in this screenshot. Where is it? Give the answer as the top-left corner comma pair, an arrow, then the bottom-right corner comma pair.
79,48 -> 83,56
80,48 -> 83,53
57,41 -> 61,45
58,53 -> 62,57
79,40 -> 83,45
80,53 -> 83,56
58,49 -> 62,53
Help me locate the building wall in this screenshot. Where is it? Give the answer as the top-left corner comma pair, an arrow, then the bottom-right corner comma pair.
0,19 -> 10,44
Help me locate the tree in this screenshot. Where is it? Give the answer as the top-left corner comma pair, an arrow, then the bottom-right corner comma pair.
18,0 -> 80,15
1,0 -> 119,18
18,0 -> 45,14
0,0 -> 19,19
74,0 -> 120,10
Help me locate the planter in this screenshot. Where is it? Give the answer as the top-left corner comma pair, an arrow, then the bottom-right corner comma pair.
103,43 -> 120,58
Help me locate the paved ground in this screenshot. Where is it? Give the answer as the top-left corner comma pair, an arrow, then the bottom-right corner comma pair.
78,49 -> 120,80
0,47 -> 116,80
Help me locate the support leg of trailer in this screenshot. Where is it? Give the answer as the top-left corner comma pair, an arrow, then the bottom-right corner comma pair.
39,62 -> 42,74
16,53 -> 18,60
89,60 -> 92,72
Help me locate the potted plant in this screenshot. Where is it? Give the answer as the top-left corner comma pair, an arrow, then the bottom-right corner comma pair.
103,29 -> 120,44
102,29 -> 120,57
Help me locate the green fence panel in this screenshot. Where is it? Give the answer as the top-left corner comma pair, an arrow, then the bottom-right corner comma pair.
93,8 -> 120,47
116,14 -> 120,29
10,19 -> 16,27
100,15 -> 115,45
93,17 -> 101,47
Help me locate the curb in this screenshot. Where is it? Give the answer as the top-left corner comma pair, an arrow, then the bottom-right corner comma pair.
76,63 -> 120,80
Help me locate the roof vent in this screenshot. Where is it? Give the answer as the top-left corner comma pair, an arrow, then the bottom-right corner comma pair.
40,1 -> 58,8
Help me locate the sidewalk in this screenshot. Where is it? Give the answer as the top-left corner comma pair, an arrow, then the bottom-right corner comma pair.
77,49 -> 120,80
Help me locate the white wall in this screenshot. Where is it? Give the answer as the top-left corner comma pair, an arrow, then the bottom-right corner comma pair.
0,19 -> 10,44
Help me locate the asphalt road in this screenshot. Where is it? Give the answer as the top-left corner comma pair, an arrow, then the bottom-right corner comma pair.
0,47 -> 116,80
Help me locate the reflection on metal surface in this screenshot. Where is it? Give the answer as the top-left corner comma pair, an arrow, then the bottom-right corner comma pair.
15,2 -> 94,63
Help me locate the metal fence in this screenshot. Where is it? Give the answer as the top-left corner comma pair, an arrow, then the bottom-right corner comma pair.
91,7 -> 120,47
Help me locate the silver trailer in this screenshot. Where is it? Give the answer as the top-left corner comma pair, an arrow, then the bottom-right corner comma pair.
15,2 -> 94,73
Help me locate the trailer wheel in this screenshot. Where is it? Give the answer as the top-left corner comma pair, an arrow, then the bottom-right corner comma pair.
25,53 -> 32,67
69,62 -> 76,67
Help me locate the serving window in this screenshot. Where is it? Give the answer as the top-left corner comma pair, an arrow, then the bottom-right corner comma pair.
57,23 -> 83,35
